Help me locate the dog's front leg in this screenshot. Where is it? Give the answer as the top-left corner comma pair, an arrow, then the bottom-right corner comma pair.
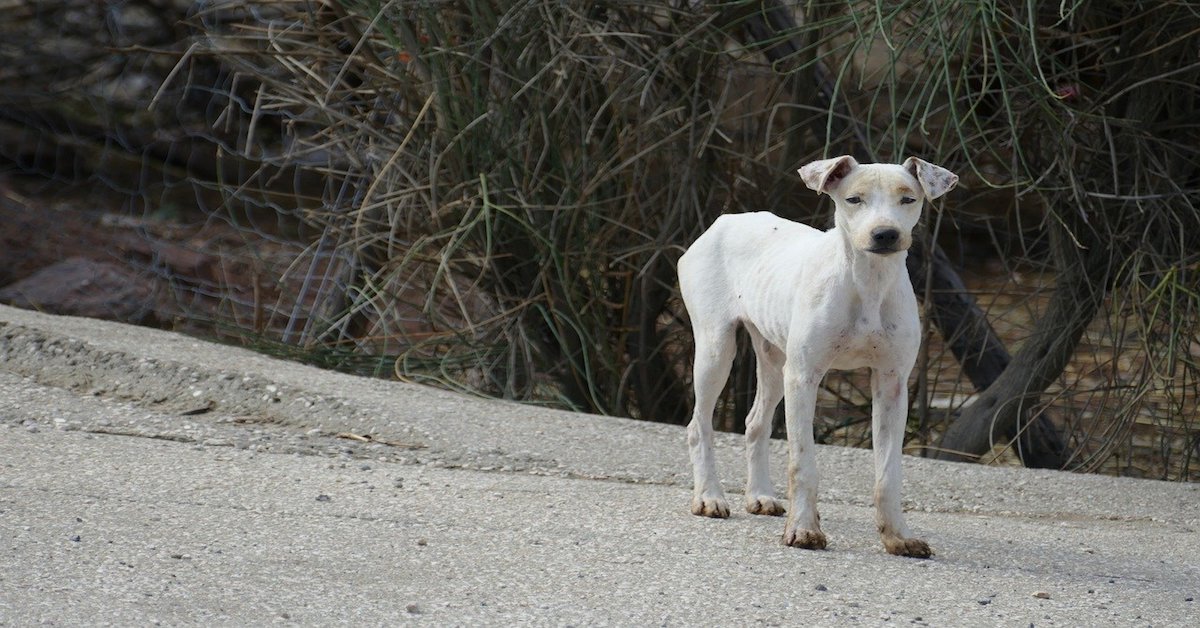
871,367 -> 932,558
781,365 -> 827,549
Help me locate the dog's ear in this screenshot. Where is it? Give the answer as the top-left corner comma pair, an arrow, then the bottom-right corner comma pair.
798,155 -> 858,195
903,157 -> 958,200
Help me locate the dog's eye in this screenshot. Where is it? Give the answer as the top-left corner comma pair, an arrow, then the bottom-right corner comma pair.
846,196 -> 862,204
900,196 -> 917,205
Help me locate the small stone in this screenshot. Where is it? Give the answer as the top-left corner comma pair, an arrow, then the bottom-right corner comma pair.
406,603 -> 420,614
1033,591 -> 1050,599
977,598 -> 991,605
315,494 -> 331,502
814,584 -> 828,592
417,538 -> 428,546
1186,596 -> 1194,602
69,535 -> 81,543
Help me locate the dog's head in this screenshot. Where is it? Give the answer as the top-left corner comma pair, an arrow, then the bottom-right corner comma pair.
798,156 -> 957,255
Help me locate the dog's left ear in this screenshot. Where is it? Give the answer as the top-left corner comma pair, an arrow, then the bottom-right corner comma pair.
798,155 -> 858,195
903,157 -> 958,200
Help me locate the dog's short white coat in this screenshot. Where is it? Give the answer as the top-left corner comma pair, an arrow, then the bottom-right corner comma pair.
677,155 -> 958,557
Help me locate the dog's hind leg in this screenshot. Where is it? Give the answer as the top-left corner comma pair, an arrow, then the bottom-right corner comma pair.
743,325 -> 785,516
687,322 -> 737,518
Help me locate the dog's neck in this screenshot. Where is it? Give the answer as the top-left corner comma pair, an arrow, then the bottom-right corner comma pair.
834,231 -> 907,326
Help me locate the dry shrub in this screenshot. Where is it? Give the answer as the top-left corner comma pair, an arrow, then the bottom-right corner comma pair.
183,1 -> 798,419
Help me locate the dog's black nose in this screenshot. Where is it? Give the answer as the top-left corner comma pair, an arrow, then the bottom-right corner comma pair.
870,228 -> 901,250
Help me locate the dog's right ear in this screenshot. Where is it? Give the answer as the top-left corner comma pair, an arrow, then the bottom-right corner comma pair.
798,156 -> 858,195
903,157 -> 958,200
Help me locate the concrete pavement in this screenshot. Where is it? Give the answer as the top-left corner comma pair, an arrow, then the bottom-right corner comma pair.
1,304 -> 1198,625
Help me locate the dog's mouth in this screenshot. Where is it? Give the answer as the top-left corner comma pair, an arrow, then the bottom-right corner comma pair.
866,246 -> 904,255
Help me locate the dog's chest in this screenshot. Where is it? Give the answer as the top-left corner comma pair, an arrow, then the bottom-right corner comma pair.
828,317 -> 901,369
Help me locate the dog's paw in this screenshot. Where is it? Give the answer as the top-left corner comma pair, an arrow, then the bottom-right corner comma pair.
691,495 -> 731,518
782,526 -> 827,550
882,536 -> 932,559
745,495 -> 786,516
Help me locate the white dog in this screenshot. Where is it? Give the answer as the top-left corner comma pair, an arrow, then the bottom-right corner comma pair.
677,155 -> 957,557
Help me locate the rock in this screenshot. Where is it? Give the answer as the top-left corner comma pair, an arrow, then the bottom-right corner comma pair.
1033,591 -> 1050,599
113,233 -> 214,279
0,257 -> 155,324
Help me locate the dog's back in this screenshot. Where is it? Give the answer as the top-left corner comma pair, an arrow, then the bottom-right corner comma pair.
679,212 -> 825,338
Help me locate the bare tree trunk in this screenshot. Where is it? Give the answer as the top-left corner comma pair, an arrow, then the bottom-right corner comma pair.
933,221 -> 1103,462
906,240 -> 1068,466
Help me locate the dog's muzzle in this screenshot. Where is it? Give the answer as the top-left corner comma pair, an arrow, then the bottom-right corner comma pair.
867,227 -> 904,254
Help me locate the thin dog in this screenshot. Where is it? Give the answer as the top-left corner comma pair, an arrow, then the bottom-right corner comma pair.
677,155 -> 957,557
